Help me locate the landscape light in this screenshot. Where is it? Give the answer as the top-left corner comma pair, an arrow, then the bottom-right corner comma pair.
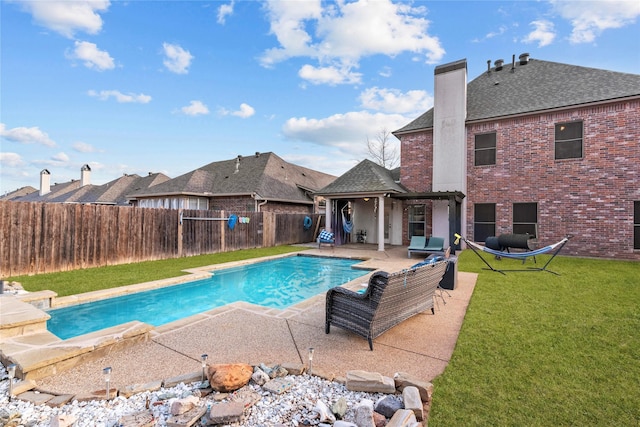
103,367 -> 112,399
308,347 -> 314,376
7,364 -> 16,401
201,354 -> 208,383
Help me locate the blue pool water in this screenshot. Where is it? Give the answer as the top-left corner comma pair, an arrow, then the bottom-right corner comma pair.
47,256 -> 368,339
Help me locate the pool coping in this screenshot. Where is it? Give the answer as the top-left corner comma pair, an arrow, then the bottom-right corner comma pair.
1,252 -> 376,381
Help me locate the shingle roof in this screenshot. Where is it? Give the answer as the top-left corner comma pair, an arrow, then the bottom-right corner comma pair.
0,186 -> 37,201
315,159 -> 406,196
395,58 -> 640,133
128,152 -> 336,203
13,173 -> 170,205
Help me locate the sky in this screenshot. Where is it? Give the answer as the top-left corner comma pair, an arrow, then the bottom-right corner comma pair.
1,0 -> 639,194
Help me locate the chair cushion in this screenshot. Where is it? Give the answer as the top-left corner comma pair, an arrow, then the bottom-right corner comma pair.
319,230 -> 334,241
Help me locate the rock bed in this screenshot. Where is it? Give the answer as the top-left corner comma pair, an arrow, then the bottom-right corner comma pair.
1,363 -> 398,426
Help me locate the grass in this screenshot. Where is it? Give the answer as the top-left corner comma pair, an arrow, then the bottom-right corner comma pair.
7,246 -> 305,297
430,251 -> 640,426
6,245 -> 639,425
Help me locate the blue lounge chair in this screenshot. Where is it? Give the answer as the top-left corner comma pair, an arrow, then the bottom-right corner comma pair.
408,236 -> 445,258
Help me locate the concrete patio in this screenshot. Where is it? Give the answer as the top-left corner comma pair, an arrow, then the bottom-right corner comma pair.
3,244 -> 477,397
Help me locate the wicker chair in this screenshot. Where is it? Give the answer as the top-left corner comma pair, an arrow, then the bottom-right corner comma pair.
325,260 -> 447,350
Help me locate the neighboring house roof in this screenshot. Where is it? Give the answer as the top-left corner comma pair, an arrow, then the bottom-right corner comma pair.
315,159 -> 407,196
128,152 -> 336,204
17,180 -> 81,202
0,186 -> 37,201
394,57 -> 640,134
82,173 -> 170,205
10,173 -> 170,205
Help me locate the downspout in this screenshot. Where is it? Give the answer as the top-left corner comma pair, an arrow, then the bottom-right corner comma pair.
257,199 -> 268,212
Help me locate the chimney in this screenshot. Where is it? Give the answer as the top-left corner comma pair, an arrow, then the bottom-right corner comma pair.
40,169 -> 51,196
432,58 -> 467,193
519,53 -> 530,65
494,59 -> 504,71
80,164 -> 91,187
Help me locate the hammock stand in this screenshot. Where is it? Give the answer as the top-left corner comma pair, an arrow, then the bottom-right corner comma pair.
454,233 -> 570,275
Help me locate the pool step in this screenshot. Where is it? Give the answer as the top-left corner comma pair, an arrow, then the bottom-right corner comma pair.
1,295 -> 153,381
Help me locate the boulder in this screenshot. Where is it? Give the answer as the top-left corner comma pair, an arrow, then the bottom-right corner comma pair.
206,363 -> 253,392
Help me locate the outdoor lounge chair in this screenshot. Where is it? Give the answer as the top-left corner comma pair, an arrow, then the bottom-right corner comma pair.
407,236 -> 445,257
325,260 -> 447,350
317,229 -> 335,248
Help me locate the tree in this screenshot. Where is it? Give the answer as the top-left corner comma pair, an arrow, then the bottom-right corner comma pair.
366,128 -> 399,169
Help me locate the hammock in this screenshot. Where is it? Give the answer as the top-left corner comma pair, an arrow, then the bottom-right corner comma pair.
454,233 -> 570,275
341,206 -> 353,234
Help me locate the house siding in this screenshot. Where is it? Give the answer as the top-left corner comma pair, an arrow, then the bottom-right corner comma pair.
399,99 -> 640,259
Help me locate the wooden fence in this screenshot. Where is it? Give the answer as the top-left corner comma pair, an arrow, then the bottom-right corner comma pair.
0,202 -> 321,277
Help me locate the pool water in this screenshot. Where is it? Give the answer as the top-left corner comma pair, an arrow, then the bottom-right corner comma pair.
47,256 -> 368,339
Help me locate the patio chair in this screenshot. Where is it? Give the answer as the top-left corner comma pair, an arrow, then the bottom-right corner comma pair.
407,236 -> 445,258
325,260 -> 447,350
407,236 -> 427,257
317,229 -> 335,248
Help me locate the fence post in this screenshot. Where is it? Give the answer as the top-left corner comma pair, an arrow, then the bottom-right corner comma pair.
220,210 -> 226,252
177,209 -> 183,257
263,212 -> 275,247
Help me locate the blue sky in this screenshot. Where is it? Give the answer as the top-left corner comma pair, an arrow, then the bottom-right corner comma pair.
1,0 -> 639,194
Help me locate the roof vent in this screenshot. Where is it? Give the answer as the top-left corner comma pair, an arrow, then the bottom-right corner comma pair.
519,53 -> 530,65
494,59 -> 504,71
255,152 -> 260,157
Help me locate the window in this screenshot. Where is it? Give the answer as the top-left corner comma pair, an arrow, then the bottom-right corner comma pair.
475,132 -> 496,166
635,201 -> 640,250
474,203 -> 495,243
187,197 -> 209,210
408,205 -> 426,238
513,203 -> 537,237
555,121 -> 583,159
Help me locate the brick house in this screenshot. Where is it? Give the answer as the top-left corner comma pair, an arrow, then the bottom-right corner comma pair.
127,152 -> 336,214
393,54 -> 640,260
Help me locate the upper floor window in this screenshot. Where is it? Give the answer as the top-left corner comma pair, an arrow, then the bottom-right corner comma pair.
555,121 -> 583,159
475,132 -> 496,166
513,202 -> 537,237
408,205 -> 426,238
634,201 -> 640,250
474,203 -> 496,243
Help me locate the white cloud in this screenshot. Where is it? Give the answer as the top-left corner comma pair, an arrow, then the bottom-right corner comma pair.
359,87 -> 432,114
88,90 -> 151,103
0,123 -> 56,147
181,100 -> 210,116
162,43 -> 193,74
260,0 -> 444,84
522,20 -> 556,47
14,0 -> 109,38
52,152 -> 70,162
67,41 -> 115,71
72,142 -> 100,153
282,111 -> 409,157
0,152 -> 25,168
218,103 -> 255,118
298,64 -> 362,85
217,1 -> 234,24
550,0 -> 640,43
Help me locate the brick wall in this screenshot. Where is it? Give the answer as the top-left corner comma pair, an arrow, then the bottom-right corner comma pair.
399,99 -> 640,259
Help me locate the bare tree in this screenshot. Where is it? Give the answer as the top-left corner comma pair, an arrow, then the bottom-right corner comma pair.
366,128 -> 399,169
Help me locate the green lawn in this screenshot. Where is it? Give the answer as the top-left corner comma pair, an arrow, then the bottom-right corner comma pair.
7,246 -> 639,425
430,251 -> 639,426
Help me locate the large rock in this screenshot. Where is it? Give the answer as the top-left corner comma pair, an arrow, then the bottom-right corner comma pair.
394,372 -> 434,402
206,363 -> 253,392
346,370 -> 396,393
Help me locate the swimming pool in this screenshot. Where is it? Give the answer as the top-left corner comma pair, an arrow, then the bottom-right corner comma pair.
47,255 -> 369,339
